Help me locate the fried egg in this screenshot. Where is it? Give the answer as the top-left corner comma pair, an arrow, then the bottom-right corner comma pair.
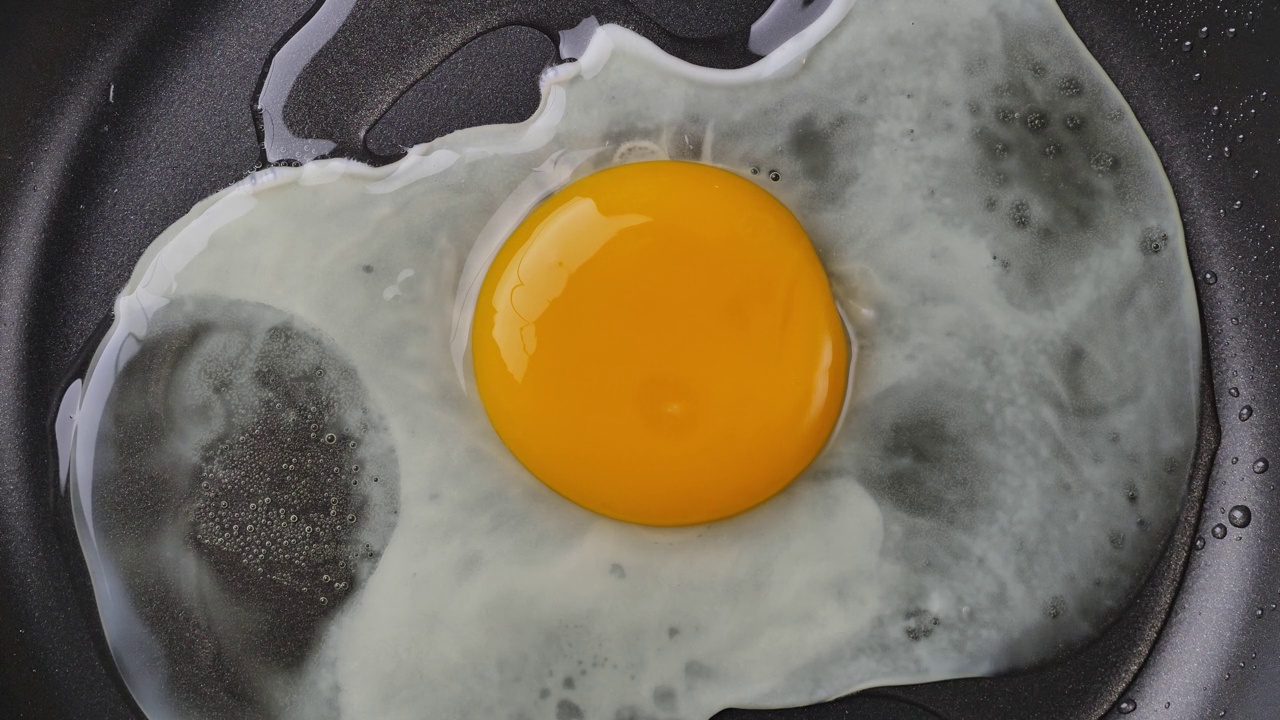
66,0 -> 1202,719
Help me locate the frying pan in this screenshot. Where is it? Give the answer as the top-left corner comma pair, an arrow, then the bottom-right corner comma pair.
0,0 -> 1275,717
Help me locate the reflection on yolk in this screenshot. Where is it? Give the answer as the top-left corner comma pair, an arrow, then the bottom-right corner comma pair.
471,160 -> 849,526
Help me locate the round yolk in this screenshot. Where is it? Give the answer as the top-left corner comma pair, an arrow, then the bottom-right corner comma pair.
471,160 -> 849,526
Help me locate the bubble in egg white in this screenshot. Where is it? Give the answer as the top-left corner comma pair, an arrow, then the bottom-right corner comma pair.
68,0 -> 1201,719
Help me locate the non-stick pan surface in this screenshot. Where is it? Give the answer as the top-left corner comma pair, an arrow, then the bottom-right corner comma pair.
1,1 -> 1276,718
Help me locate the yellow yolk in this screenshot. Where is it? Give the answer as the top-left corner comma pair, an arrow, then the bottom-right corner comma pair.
471,160 -> 849,526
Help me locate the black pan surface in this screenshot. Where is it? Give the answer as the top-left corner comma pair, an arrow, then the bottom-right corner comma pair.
0,1 -> 1276,718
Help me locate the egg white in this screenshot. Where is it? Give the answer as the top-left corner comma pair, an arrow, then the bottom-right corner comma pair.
70,0 -> 1201,718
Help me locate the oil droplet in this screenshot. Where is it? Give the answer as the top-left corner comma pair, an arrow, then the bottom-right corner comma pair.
1255,458 -> 1270,474
1229,505 -> 1252,529
1212,523 -> 1228,540
1240,405 -> 1254,422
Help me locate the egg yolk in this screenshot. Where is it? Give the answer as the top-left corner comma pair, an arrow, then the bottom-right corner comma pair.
471,160 -> 849,526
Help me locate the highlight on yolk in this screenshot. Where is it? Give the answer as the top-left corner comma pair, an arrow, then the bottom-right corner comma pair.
470,160 -> 850,526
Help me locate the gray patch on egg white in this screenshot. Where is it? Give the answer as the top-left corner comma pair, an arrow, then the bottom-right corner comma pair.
764,110 -> 867,207
652,685 -> 678,714
684,660 -> 713,683
556,699 -> 585,720
90,296 -> 400,719
847,383 -> 993,528
787,114 -> 843,183
614,706 -> 659,720
954,16 -> 1166,312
